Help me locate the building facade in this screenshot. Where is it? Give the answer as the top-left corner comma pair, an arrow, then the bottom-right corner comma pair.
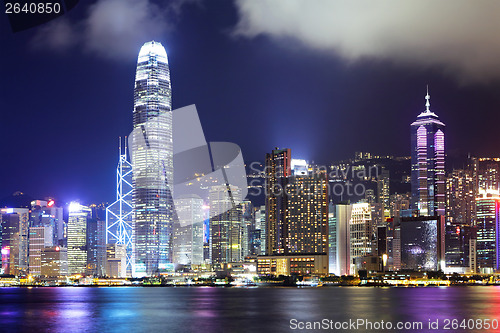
265,148 -> 291,255
130,41 -> 174,277
410,88 -> 445,216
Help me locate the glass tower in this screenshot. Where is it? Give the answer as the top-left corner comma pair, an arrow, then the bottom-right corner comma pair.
411,87 -> 446,216
130,41 -> 173,277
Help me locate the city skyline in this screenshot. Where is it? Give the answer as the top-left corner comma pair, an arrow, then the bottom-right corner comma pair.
3,1 -> 500,204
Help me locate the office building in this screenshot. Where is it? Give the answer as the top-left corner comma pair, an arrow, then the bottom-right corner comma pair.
265,148 -> 291,255
1,208 -> 29,275
410,88 -> 446,216
285,171 -> 328,254
67,202 -> 91,275
396,216 -> 445,271
130,41 -> 173,276
172,195 -> 204,266
476,188 -> 500,273
28,225 -> 53,276
210,185 -> 243,268
41,246 -> 68,277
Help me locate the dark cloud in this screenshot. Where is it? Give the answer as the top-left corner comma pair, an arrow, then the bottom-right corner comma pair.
31,0 -> 199,60
233,0 -> 500,83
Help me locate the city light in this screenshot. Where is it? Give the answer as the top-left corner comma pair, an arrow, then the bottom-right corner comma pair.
68,202 -> 81,213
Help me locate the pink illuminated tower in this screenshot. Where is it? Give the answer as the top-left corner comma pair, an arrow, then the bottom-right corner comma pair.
411,87 -> 446,216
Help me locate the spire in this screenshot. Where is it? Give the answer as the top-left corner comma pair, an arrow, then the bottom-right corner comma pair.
425,85 -> 431,112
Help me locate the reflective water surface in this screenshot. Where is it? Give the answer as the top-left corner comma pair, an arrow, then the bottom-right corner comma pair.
1,286 -> 499,332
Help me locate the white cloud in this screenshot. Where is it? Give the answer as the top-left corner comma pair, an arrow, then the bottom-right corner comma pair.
233,0 -> 500,83
32,0 -> 198,60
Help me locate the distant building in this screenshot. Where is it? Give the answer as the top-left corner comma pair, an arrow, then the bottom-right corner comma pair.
285,171 -> 328,255
41,246 -> 68,277
396,216 -> 445,271
210,185 -> 243,268
172,195 -> 204,266
265,148 -> 291,255
29,200 -> 64,246
106,243 -> 127,278
28,226 -> 53,276
446,169 -> 475,268
329,203 -> 352,276
377,168 -> 390,211
67,203 -> 91,275
257,254 -> 328,276
1,208 -> 29,275
349,203 -> 373,274
475,189 -> 500,273
253,205 -> 266,255
410,88 -> 445,216
86,215 -> 106,277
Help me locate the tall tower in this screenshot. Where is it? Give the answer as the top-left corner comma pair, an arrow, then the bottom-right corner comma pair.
106,137 -> 133,273
130,41 -> 173,277
411,87 -> 446,216
265,148 -> 291,255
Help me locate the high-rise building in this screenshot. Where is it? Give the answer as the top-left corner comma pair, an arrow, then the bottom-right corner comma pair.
172,195 -> 204,266
377,168 -> 390,211
265,148 -> 291,255
130,41 -> 173,277
253,205 -> 266,255
41,246 -> 68,277
349,203 -> 373,274
445,169 -> 475,268
1,208 -> 29,275
29,200 -> 64,246
106,243 -> 127,278
238,200 -> 254,259
86,214 -> 106,277
285,171 -> 328,254
472,158 -> 500,193
28,225 -> 53,276
67,202 -> 91,275
475,188 -> 500,273
396,216 -> 445,271
410,87 -> 446,216
210,185 -> 242,268
329,203 -> 352,276
106,137 -> 134,272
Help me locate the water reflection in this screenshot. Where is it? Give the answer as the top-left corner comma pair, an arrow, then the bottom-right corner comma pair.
1,286 -> 500,332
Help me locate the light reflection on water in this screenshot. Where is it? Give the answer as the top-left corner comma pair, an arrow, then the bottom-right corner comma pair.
1,286 -> 499,332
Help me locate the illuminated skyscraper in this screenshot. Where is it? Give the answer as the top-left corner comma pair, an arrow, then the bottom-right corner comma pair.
476,188 -> 500,273
130,41 -> 173,276
411,87 -> 446,216
67,203 -> 91,275
285,170 -> 328,255
0,208 -> 29,275
210,185 -> 242,267
265,148 -> 291,255
172,195 -> 204,266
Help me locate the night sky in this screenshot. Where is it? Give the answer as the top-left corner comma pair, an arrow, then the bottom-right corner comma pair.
2,0 -> 500,204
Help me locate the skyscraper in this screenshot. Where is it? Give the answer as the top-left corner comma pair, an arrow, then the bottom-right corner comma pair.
67,203 -> 91,275
130,41 -> 173,277
172,195 -> 204,266
265,148 -> 291,255
411,87 -> 446,216
475,188 -> 500,273
285,170 -> 328,254
209,185 -> 242,268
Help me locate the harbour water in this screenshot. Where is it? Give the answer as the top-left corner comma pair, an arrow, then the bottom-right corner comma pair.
1,286 -> 499,332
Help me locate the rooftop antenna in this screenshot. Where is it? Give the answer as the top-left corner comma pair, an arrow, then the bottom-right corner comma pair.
425,85 -> 431,112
